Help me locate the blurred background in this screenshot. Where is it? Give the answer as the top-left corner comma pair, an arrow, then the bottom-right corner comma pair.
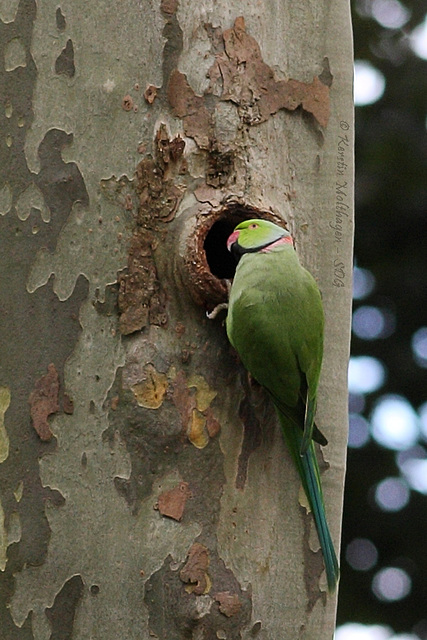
335,1 -> 427,639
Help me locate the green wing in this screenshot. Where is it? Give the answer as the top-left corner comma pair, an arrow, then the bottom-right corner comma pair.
226,246 -> 324,434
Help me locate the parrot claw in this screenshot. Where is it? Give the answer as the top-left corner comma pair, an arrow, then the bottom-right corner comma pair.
206,303 -> 228,320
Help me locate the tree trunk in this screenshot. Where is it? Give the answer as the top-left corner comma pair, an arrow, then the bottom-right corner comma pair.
0,1 -> 353,638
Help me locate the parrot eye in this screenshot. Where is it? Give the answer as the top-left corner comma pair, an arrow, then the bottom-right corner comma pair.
249,223 -> 258,229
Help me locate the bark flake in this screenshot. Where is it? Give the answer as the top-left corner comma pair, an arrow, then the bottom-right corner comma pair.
157,481 -> 192,521
116,129 -> 188,336
144,84 -> 158,104
165,14 -> 331,156
28,363 -> 59,442
214,591 -> 242,617
172,370 -> 221,449
144,547 -> 252,640
180,542 -> 211,595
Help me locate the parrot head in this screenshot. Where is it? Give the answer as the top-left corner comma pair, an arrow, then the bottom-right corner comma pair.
227,219 -> 292,261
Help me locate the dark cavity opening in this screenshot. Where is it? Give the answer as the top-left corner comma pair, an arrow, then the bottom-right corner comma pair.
204,208 -> 259,279
204,218 -> 237,279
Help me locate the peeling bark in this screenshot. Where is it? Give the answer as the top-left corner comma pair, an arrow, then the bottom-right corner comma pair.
158,481 -> 192,521
29,363 -> 59,442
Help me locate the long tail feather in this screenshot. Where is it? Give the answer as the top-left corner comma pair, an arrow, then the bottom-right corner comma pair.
278,412 -> 339,591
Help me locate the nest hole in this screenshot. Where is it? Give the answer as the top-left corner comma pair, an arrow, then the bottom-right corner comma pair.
204,208 -> 261,280
183,204 -> 283,309
204,218 -> 237,279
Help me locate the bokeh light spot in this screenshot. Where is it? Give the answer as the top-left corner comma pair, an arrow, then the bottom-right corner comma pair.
419,402 -> 427,440
335,623 -> 392,640
353,306 -> 384,340
335,624 -> 419,640
348,356 -> 386,394
371,0 -> 410,29
411,327 -> 427,368
349,393 -> 366,414
410,15 -> 427,60
372,567 -> 411,602
375,477 -> 410,512
348,414 -> 370,448
354,60 -> 386,106
371,395 -> 419,450
396,445 -> 427,469
353,266 -> 376,300
353,306 -> 395,340
346,538 -> 378,571
400,458 -> 427,494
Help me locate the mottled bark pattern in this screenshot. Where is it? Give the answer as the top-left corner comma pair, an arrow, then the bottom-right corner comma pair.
0,0 -> 353,638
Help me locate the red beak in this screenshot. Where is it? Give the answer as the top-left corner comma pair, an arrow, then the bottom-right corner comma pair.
227,230 -> 240,252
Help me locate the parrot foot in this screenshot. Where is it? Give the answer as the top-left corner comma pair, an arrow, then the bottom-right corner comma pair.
206,302 -> 228,320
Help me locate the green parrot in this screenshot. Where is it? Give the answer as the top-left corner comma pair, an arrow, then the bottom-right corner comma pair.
225,218 -> 339,591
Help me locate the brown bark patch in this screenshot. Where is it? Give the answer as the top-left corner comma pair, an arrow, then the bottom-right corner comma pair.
122,94 -> 134,111
145,549 -> 251,638
110,395 -> 120,410
168,13 -> 332,141
205,407 -> 221,438
206,150 -> 235,188
172,370 -> 196,424
180,542 -> 211,595
214,591 -> 242,617
158,481 -> 192,521
136,156 -> 183,225
160,0 -> 178,15
168,69 -> 213,148
29,363 -> 59,441
117,125 -> 187,336
118,234 -> 159,334
155,123 -> 185,167
144,84 -> 158,104
194,184 -> 224,207
207,16 -> 331,128
258,75 -> 330,128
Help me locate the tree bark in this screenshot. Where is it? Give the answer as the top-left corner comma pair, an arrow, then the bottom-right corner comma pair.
0,1 -> 353,639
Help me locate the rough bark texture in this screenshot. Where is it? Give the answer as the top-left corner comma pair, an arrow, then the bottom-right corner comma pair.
0,1 -> 353,639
